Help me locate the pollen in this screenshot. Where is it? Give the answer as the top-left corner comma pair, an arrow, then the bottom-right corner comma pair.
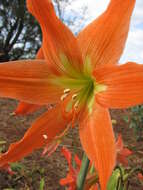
74,100 -> 79,109
72,94 -> 78,101
64,88 -> 70,94
61,93 -> 69,101
43,134 -> 48,139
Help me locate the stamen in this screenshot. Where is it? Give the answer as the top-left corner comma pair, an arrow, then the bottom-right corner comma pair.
64,88 -> 70,94
43,134 -> 48,140
61,93 -> 68,101
74,100 -> 79,109
72,94 -> 78,101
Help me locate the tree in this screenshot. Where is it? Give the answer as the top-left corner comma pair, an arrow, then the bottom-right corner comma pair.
0,0 -> 41,62
53,0 -> 87,34
0,0 -> 87,62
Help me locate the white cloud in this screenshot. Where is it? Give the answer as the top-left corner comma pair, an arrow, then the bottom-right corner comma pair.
72,0 -> 109,23
70,0 -> 143,64
120,0 -> 143,63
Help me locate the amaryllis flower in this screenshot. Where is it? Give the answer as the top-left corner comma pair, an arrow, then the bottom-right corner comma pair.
60,147 -> 97,190
0,0 -> 141,189
60,147 -> 81,190
116,134 -> 132,166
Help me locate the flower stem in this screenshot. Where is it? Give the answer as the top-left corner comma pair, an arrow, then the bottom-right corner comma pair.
77,153 -> 90,190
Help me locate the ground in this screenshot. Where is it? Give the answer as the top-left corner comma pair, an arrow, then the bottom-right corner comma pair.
0,98 -> 143,190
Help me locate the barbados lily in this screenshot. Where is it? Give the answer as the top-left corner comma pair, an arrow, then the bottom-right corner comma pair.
116,134 -> 132,166
0,0 -> 141,189
60,147 -> 97,190
60,147 -> 81,190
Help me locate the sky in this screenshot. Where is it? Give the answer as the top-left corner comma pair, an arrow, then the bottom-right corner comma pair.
69,0 -> 143,64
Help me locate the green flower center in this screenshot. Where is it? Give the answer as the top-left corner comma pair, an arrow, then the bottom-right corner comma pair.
51,55 -> 106,113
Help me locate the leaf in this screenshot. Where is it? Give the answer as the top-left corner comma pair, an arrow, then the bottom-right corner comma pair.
123,116 -> 129,123
39,178 -> 45,190
107,169 -> 124,190
10,162 -> 25,172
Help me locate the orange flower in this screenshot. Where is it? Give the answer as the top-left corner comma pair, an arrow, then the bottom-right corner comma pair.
0,0 -> 139,189
60,147 -> 97,190
138,173 -> 143,181
60,147 -> 81,190
116,134 -> 132,166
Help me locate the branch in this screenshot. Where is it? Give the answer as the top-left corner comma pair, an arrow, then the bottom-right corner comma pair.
8,0 -> 25,51
4,17 -> 19,50
54,0 -> 62,20
9,18 -> 23,51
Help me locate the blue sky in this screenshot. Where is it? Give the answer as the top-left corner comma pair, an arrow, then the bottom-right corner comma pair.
68,0 -> 143,64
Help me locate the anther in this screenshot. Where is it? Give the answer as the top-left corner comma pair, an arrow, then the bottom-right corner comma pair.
61,93 -> 68,101
74,101 -> 79,109
64,88 -> 70,94
72,94 -> 78,101
43,134 -> 48,139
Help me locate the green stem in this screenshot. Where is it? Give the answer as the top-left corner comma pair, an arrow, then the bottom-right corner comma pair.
77,153 -> 90,190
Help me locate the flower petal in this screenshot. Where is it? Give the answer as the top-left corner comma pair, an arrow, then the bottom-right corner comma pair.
15,47 -> 45,115
0,60 -> 63,104
116,134 -> 124,151
14,101 -> 42,115
61,147 -> 72,166
94,62 -> 143,108
0,105 -> 68,167
79,103 -> 116,190
117,148 -> 132,166
116,134 -> 132,166
36,47 -> 44,59
60,174 -> 74,186
77,0 -> 135,68
27,0 -> 83,75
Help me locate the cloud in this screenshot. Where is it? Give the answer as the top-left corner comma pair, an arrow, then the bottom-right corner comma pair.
120,0 -> 143,63
70,0 -> 143,63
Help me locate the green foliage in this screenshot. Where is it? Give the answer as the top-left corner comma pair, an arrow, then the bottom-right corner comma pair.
107,166 -> 143,190
1,163 -> 46,189
10,162 -> 25,172
107,168 -> 124,190
39,178 -> 45,190
123,105 -> 143,141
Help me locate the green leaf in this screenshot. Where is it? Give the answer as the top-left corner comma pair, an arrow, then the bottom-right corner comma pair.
123,116 -> 129,123
107,169 -> 123,190
39,178 -> 45,190
10,162 -> 25,172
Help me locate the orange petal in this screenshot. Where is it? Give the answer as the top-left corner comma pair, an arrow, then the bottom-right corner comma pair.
117,148 -> 132,166
116,134 -> 124,153
94,62 -> 143,108
0,60 -> 63,104
15,48 -> 44,115
15,101 -> 42,115
0,105 -> 68,166
36,47 -> 44,59
79,103 -> 116,190
27,0 -> 83,75
116,134 -> 132,166
138,173 -> 143,181
77,0 -> 135,68
90,184 -> 99,190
